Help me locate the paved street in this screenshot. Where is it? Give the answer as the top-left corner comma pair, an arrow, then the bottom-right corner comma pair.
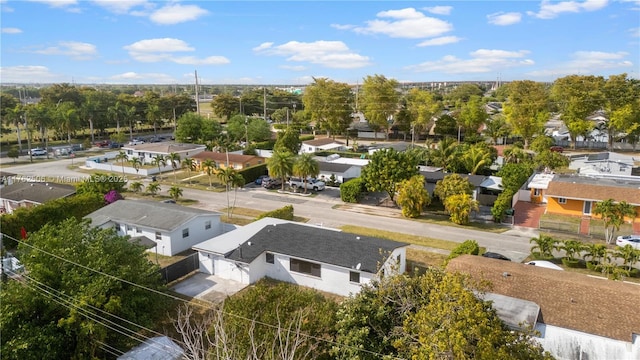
1,158 -> 538,262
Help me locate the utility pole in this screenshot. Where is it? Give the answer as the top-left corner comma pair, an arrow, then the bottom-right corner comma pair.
263,87 -> 267,121
194,70 -> 200,115
24,113 -> 32,163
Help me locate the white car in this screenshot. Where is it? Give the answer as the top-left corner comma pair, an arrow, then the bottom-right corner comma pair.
29,148 -> 47,156
616,235 -> 640,250
288,177 -> 325,191
525,260 -> 564,271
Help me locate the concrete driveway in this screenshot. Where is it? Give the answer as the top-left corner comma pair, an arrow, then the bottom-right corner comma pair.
170,273 -> 247,303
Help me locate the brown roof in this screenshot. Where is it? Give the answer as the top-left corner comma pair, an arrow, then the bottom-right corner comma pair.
192,151 -> 262,164
546,180 -> 640,205
446,255 -> 640,342
302,138 -> 345,147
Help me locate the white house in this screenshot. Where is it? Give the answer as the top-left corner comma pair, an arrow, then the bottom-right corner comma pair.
84,199 -> 224,256
447,255 -> 640,360
0,181 -> 76,214
122,143 -> 206,165
317,161 -> 361,184
300,138 -> 346,154
193,217 -> 409,297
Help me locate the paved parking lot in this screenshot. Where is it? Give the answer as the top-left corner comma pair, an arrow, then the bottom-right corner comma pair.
170,273 -> 247,303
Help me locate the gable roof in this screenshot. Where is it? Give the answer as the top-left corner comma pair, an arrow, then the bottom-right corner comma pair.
446,255 -> 640,342
318,161 -> 355,173
195,218 -> 408,273
302,138 -> 344,147
546,176 -> 640,205
123,143 -> 205,153
419,172 -> 486,187
1,182 -> 76,203
192,151 -> 262,164
84,199 -> 220,232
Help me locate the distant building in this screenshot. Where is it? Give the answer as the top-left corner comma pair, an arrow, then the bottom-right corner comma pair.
0,181 -> 76,214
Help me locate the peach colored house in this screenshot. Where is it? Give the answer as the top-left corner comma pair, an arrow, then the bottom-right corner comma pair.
192,151 -> 265,170
545,176 -> 640,223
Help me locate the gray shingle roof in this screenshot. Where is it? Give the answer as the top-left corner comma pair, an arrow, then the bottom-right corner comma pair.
84,199 -> 220,231
226,222 -> 408,273
318,162 -> 354,173
420,172 -> 486,187
1,182 -> 76,203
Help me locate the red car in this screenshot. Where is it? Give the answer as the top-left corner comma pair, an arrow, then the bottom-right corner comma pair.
550,146 -> 564,153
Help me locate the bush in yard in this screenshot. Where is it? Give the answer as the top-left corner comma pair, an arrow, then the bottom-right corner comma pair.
491,189 -> 514,222
446,240 -> 480,263
340,177 -> 365,203
257,205 -> 294,220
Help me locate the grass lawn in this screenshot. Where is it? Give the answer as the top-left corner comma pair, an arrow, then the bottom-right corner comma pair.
340,225 -> 460,251
406,248 -> 448,270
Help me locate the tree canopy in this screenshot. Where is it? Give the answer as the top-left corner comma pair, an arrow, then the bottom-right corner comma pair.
361,148 -> 419,201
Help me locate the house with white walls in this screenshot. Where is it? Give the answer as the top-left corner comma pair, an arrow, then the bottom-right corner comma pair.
85,199 -> 224,256
300,138 -> 346,154
122,143 -> 206,165
193,217 -> 409,297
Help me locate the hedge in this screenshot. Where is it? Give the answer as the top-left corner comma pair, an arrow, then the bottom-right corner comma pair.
446,240 -> 480,262
257,205 -> 294,221
340,178 -> 365,203
238,163 -> 269,185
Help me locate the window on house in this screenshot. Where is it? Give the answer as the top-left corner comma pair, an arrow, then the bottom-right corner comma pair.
205,220 -> 211,230
155,231 -> 161,241
349,271 -> 360,283
533,189 -> 541,196
558,197 -> 567,204
182,228 -> 189,238
114,222 -> 120,231
397,254 -> 402,266
290,258 -> 321,277
126,225 -> 132,232
136,227 -> 141,233
266,253 -> 274,264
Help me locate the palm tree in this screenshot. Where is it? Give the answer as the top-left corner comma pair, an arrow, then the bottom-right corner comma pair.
230,172 -> 245,218
129,157 -> 142,175
115,151 -> 128,177
593,199 -> 636,244
583,243 -> 610,267
181,158 -> 196,184
462,145 -> 492,175
146,182 -> 160,197
614,245 -> 640,272
429,138 -> 457,171
168,185 -> 183,201
267,150 -> 295,191
129,181 -> 144,193
146,103 -> 162,136
216,167 -> 237,217
124,105 -> 136,141
559,240 -> 585,262
503,146 -> 528,164
529,234 -> 558,259
167,152 -> 181,183
107,100 -> 124,133
293,153 -> 319,194
151,154 -> 166,180
201,159 -> 217,188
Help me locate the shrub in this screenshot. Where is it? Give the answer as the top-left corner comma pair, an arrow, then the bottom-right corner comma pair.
446,240 -> 480,263
340,177 -> 365,203
257,205 -> 294,220
491,189 -> 514,222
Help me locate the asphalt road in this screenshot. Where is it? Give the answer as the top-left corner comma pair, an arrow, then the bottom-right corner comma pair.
1,158 -> 538,262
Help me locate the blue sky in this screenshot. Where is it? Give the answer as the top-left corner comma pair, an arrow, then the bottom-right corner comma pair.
1,0 -> 638,85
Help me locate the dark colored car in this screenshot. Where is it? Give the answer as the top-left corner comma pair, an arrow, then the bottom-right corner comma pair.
95,140 -> 111,148
262,177 -> 283,189
550,146 -> 564,153
481,252 -> 511,261
254,175 -> 269,185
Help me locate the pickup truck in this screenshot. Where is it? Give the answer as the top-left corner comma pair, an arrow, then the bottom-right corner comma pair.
288,177 -> 325,191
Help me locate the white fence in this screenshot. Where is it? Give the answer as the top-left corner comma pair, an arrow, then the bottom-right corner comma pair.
85,153 -> 174,176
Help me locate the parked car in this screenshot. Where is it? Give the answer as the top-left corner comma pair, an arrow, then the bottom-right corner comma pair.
29,148 -> 47,156
95,140 -> 111,148
549,146 -> 564,153
288,177 -> 326,191
262,177 -> 283,189
481,252 -> 511,261
525,260 -> 564,270
109,142 -> 123,149
616,235 -> 640,249
128,139 -> 145,146
254,175 -> 269,185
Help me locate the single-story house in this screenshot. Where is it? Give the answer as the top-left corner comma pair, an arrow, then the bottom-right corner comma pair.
0,171 -> 16,189
523,173 -> 555,204
545,175 -> 640,222
0,181 -> 76,214
193,217 -> 409,297
447,255 -> 640,360
84,199 -> 225,256
300,138 -> 346,154
192,151 -> 265,170
420,171 -> 502,206
122,143 -> 206,165
317,161 -> 361,184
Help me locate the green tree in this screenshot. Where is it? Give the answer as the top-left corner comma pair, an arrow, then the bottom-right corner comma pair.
483,114 -> 511,144
504,80 -> 549,149
361,148 -> 419,201
167,152 -> 181,183
333,269 -> 551,360
529,234 -> 559,259
429,137 -> 459,171
433,113 -> 459,138
7,148 -> 19,163
405,88 -> 442,144
443,193 -> 479,224
129,181 -> 144,193
497,162 -> 535,192
146,182 -> 160,196
181,157 -> 195,183
201,159 -> 217,188
76,172 -> 127,195
293,153 -> 320,194
216,167 -> 240,217
360,74 -> 399,140
168,185 -> 183,201
530,135 -> 555,153
434,173 -> 474,201
0,218 -> 168,359
614,245 -> 640,272
274,127 -> 302,154
560,240 -> 585,262
115,151 -> 128,177
175,112 -> 208,143
534,150 -> 570,170
55,101 -> 80,144
267,150 -> 295,191
446,83 -> 485,105
593,199 -> 636,244
461,143 -> 493,175
151,154 -> 166,179
602,73 -> 640,150
583,243 -> 610,266
146,103 -> 162,136
129,157 -> 142,174
396,175 -> 431,218
302,77 -> 353,138
457,95 -> 488,138
211,93 -> 238,121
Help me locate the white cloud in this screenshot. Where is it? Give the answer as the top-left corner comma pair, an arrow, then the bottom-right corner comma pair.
0,65 -> 59,83
417,36 -> 462,47
27,0 -> 77,8
254,40 -> 371,69
280,65 -> 307,71
110,71 -> 176,84
423,6 -> 452,15
124,38 -> 228,65
526,51 -> 632,78
527,0 -> 608,19
149,3 -> 208,25
33,41 -> 97,60
487,12 -> 522,25
2,27 -> 22,34
345,7 -> 453,39
406,49 -> 533,74
330,23 -> 356,30
629,27 -> 640,37
252,42 -> 273,52
90,0 -> 151,14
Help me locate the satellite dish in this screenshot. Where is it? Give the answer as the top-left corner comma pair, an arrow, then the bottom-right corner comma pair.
355,263 -> 361,270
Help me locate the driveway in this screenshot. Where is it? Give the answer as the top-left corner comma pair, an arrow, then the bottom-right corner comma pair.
170,273 -> 247,303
